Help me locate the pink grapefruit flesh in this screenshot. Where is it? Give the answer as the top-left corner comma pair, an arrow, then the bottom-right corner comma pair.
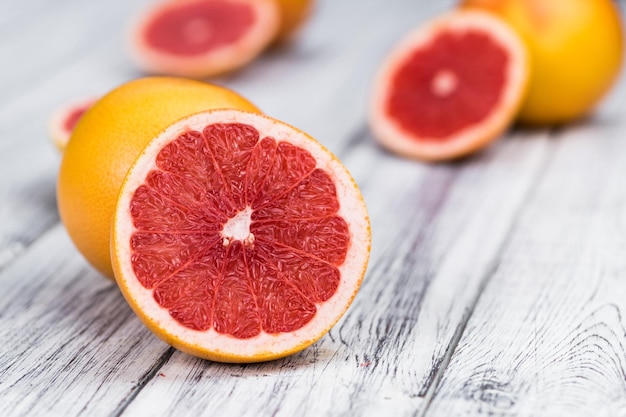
388,31 -> 508,138
369,11 -> 529,161
144,1 -> 255,56
112,110 -> 371,362
130,0 -> 280,78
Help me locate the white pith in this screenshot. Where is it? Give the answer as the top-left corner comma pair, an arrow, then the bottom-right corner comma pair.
432,69 -> 458,97
222,206 -> 254,247
112,110 -> 371,360
369,10 -> 529,161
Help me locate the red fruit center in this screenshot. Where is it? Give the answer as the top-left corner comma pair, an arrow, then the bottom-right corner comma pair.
144,0 -> 255,56
129,123 -> 351,339
386,29 -> 509,141
63,106 -> 89,133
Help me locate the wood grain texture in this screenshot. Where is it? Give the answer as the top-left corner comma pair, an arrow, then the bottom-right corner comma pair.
0,226 -> 173,417
1,0 -> 626,416
107,128 -> 555,417
426,81 -> 626,416
0,0 -> 155,274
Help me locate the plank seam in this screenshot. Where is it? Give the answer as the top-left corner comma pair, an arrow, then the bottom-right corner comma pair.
416,132 -> 557,417
110,347 -> 175,417
335,123 -> 370,160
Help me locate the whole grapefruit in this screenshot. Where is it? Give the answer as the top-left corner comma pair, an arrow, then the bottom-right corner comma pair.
57,77 -> 259,279
461,0 -> 624,125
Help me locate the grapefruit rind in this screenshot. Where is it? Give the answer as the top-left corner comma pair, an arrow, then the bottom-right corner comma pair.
369,11 -> 529,161
112,109 -> 371,363
129,0 -> 281,78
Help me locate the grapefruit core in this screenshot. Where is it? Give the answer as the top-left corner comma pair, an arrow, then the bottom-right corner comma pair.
111,110 -> 371,363
130,0 -> 280,78
369,11 -> 529,161
48,98 -> 97,151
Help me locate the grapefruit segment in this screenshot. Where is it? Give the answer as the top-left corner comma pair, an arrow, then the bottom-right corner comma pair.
130,0 -> 280,78
112,109 -> 371,362
369,11 -> 529,161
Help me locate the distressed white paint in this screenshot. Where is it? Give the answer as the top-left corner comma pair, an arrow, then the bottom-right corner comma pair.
1,0 -> 626,416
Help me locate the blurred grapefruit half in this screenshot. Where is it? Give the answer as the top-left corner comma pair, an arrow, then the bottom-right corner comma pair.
130,0 -> 280,78
369,11 -> 529,161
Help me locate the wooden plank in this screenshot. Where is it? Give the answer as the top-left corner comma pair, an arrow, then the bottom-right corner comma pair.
6,1 -> 619,416
426,80 -> 626,415
0,0 -> 143,108
0,0 -> 153,272
0,225 -> 173,417
0,1 -> 554,416
108,0 -> 564,415
0,152 -> 58,270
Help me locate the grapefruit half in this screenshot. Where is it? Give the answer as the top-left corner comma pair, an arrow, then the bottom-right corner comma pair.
111,109 -> 371,362
48,97 -> 97,151
130,0 -> 280,78
369,11 -> 529,161
57,77 -> 260,279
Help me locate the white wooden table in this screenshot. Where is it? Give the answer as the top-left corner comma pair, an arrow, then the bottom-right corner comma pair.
2,0 -> 626,415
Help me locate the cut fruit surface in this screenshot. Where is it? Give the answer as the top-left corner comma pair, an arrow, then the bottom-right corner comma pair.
130,0 -> 280,78
57,77 -> 259,279
48,97 -> 97,151
369,11 -> 529,161
112,109 -> 371,363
